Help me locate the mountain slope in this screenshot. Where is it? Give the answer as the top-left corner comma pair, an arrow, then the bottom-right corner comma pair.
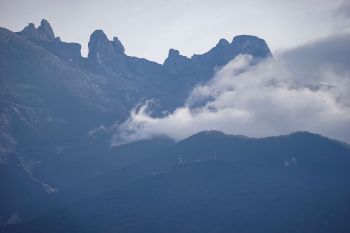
4,131 -> 350,233
0,19 -> 273,226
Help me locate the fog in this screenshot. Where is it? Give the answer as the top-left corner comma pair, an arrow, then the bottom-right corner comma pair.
112,34 -> 350,145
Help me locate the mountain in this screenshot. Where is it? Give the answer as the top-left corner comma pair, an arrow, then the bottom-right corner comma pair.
2,19 -> 349,233
0,19 -> 272,156
3,131 -> 350,233
164,36 -> 271,86
0,19 -> 272,225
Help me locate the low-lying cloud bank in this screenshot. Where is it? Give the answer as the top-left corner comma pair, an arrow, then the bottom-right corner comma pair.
112,34 -> 350,146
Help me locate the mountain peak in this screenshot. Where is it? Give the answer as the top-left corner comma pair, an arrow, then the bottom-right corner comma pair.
112,36 -> 125,54
163,48 -> 192,74
19,23 -> 37,38
18,19 -> 55,41
38,19 -> 55,40
90,29 -> 107,40
27,23 -> 36,29
168,48 -> 180,57
231,34 -> 260,42
88,30 -> 125,65
231,35 -> 272,58
216,38 -> 230,47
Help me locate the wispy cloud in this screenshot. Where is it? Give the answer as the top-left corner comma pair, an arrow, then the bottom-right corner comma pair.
112,34 -> 350,146
334,1 -> 350,27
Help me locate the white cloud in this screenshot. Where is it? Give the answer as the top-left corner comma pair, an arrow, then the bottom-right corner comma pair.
112,34 -> 350,146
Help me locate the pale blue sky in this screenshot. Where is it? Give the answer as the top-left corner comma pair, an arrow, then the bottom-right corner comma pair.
0,0 -> 349,63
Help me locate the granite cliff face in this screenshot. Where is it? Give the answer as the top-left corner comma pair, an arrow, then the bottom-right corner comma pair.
0,19 -> 272,224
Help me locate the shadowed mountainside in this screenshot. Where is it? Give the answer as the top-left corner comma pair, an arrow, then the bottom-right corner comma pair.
0,19 -> 272,224
3,131 -> 350,233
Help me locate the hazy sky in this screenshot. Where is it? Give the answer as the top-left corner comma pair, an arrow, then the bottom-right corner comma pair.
0,0 -> 349,63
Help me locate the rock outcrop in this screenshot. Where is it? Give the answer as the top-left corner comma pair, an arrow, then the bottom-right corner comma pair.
18,19 -> 55,41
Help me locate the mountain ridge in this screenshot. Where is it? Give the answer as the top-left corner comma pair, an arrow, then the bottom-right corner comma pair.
12,19 -> 272,64
3,130 -> 350,233
0,18 -> 309,229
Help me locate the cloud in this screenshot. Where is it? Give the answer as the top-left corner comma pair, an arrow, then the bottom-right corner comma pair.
332,1 -> 350,33
334,1 -> 350,21
112,34 -> 350,146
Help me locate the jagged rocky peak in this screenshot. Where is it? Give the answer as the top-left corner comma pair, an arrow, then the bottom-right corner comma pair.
37,19 -> 55,40
165,48 -> 192,61
19,23 -> 37,38
89,29 -> 109,44
191,38 -> 230,60
164,34 -> 272,81
164,48 -> 193,74
164,48 -> 189,65
112,36 -> 125,54
216,38 -> 230,47
231,35 -> 272,58
88,30 -> 125,64
18,19 -> 56,41
168,48 -> 180,57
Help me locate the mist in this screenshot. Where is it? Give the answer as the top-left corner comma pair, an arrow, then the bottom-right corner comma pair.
112,34 -> 350,146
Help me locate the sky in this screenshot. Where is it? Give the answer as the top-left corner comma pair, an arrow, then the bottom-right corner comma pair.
0,0 -> 349,63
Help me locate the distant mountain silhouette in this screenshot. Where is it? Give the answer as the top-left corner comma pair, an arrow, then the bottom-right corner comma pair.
3,131 -> 350,233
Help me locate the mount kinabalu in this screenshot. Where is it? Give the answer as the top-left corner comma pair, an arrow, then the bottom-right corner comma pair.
2,19 -> 348,232
0,19 -> 272,222
0,19 -> 271,160
1,19 -> 350,233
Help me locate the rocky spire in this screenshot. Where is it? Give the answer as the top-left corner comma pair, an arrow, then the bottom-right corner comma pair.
17,19 -> 55,41
164,48 -> 192,75
37,19 -> 55,40
112,37 -> 125,54
168,48 -> 180,58
18,23 -> 37,38
88,30 -> 125,64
